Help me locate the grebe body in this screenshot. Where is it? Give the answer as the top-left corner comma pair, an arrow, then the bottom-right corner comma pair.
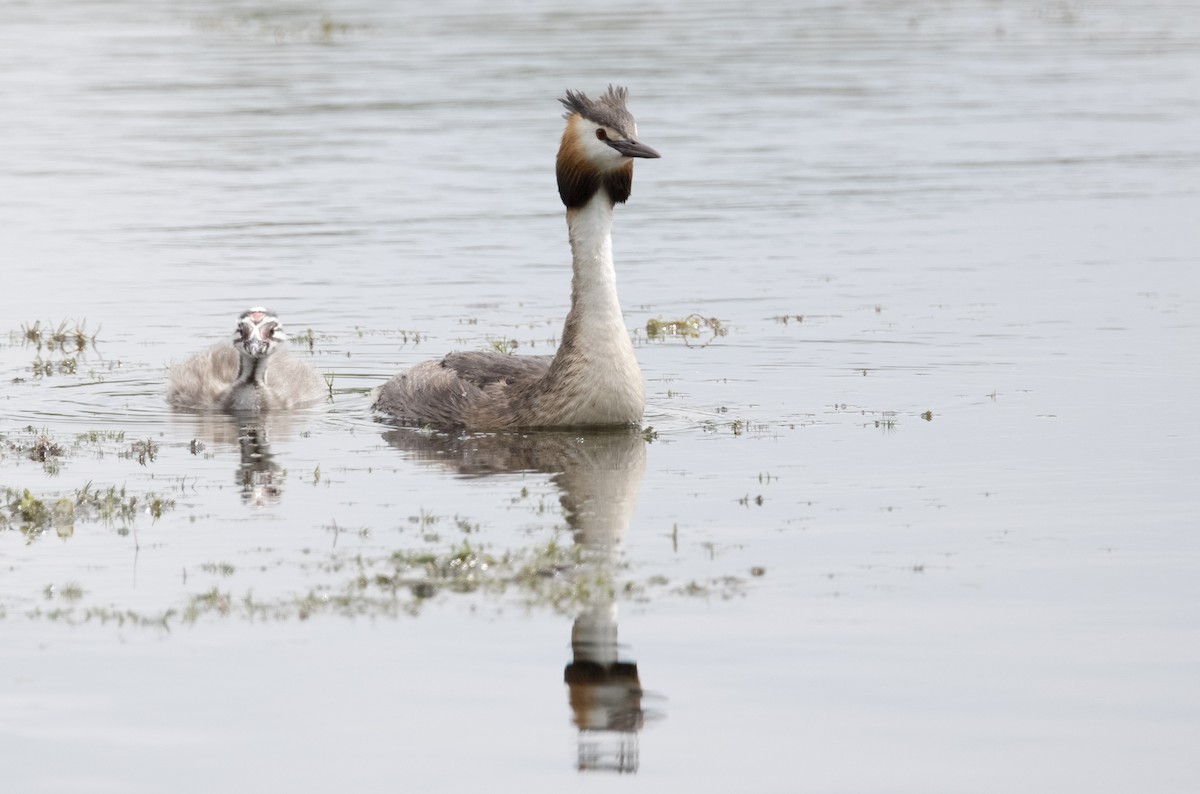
374,87 -> 660,430
168,308 -> 324,413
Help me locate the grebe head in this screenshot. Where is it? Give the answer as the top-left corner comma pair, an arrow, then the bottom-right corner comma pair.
233,307 -> 286,359
560,85 -> 660,165
557,86 -> 659,208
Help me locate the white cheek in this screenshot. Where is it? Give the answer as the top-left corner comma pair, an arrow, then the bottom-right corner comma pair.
578,125 -> 628,166
593,137 -> 627,165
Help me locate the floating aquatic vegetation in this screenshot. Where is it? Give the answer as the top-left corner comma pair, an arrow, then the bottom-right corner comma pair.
2,427 -> 67,475
0,483 -> 176,543
193,14 -> 371,46
26,436 -> 64,464
1,427 -> 160,475
18,319 -> 100,354
7,530 -> 748,628
643,314 -> 727,346
199,562 -> 236,577
355,327 -> 424,345
8,320 -> 100,380
487,337 -> 519,355
122,438 -> 159,466
699,417 -> 763,436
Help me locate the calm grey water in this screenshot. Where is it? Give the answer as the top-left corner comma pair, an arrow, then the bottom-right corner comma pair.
2,0 -> 1199,791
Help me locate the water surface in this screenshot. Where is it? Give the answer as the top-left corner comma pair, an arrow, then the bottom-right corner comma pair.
2,1 -> 1198,791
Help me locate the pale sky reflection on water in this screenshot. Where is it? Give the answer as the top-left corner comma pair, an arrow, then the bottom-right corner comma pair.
1,1 -> 1198,791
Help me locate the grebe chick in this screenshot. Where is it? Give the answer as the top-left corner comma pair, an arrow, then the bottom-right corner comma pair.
374,86 -> 660,430
167,307 -> 325,413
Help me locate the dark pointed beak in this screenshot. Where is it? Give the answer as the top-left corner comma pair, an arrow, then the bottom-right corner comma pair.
608,139 -> 661,159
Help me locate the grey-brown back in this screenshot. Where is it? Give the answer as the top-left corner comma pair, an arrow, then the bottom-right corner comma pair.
372,352 -> 553,428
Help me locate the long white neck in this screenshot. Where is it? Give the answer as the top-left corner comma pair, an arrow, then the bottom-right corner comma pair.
562,194 -> 629,356
535,190 -> 643,425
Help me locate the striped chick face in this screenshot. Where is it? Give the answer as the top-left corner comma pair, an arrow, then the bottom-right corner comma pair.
233,307 -> 286,358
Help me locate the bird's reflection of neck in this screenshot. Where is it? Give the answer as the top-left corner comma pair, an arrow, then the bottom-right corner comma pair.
558,434 -> 646,774
235,420 -> 282,507
379,426 -> 652,773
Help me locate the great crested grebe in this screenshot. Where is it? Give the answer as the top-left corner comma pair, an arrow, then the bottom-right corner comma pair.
168,307 -> 325,413
373,86 -> 660,430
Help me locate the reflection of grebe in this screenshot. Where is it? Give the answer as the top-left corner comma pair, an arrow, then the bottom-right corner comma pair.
373,87 -> 660,430
381,427 -> 653,773
231,421 -> 282,507
566,602 -> 645,774
168,307 -> 324,413
174,413 -> 314,508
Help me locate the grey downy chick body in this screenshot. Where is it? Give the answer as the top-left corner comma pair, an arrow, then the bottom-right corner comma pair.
167,307 -> 325,413
373,86 -> 660,430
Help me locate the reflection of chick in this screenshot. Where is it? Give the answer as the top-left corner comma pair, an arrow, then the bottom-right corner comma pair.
167,307 -> 324,413
177,412 -> 314,509
234,422 -> 282,507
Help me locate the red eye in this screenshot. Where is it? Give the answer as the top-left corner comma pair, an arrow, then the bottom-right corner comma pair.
595,128 -> 608,141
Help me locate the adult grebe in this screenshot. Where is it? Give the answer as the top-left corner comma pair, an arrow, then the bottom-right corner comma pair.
168,307 -> 324,413
373,86 -> 660,430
